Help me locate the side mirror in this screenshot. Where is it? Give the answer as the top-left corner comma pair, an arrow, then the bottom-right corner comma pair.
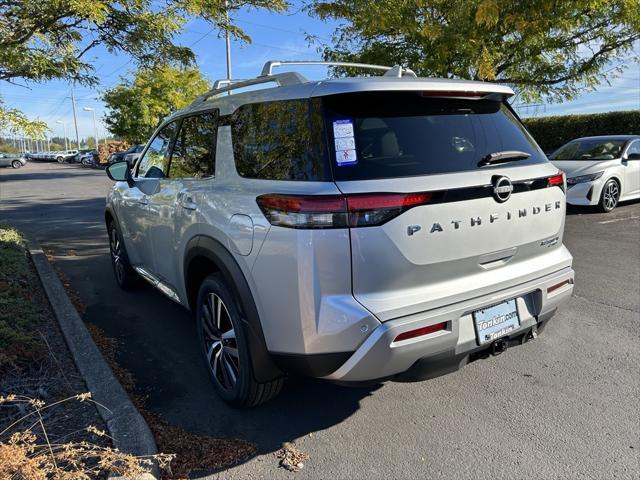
106,161 -> 131,182
627,153 -> 640,160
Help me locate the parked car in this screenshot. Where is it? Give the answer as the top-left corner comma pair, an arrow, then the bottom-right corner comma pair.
78,149 -> 99,167
108,144 -> 144,165
549,135 -> 640,212
55,150 -> 79,163
104,60 -> 575,407
0,153 -> 27,169
27,151 -> 53,161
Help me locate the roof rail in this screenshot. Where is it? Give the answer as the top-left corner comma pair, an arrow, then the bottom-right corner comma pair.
260,60 -> 416,78
193,71 -> 308,104
212,78 -> 247,90
192,60 -> 417,105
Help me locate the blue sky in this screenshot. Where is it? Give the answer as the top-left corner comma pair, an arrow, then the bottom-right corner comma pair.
0,1 -> 638,142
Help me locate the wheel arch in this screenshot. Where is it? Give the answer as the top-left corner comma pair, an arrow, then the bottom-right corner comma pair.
184,235 -> 283,383
105,207 -> 115,226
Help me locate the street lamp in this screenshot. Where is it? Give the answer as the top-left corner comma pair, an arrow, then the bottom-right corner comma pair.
83,107 -> 99,151
56,120 -> 69,150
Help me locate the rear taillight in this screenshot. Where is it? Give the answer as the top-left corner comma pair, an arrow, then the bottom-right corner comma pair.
256,192 -> 435,229
548,171 -> 565,192
346,192 -> 433,227
256,194 -> 347,229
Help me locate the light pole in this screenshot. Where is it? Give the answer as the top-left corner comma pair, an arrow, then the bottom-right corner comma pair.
70,90 -> 81,149
225,0 -> 232,82
83,107 -> 99,150
56,120 -> 68,150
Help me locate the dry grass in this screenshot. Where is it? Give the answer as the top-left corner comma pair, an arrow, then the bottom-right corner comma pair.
0,393 -> 174,479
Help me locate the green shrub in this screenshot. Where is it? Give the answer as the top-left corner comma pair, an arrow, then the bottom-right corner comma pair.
523,110 -> 640,154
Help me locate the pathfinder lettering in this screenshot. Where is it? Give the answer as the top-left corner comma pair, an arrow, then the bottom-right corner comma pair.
424,201 -> 562,234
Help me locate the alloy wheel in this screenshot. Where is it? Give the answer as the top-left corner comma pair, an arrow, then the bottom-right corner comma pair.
201,292 -> 240,391
109,227 -> 126,284
603,181 -> 619,211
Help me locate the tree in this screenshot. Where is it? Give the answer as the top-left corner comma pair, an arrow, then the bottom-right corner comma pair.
0,100 -> 48,138
0,138 -> 18,153
0,0 -> 287,136
308,0 -> 640,101
0,0 -> 288,86
102,65 -> 211,143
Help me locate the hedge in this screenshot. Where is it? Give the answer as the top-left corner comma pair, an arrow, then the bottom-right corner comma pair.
523,110 -> 640,153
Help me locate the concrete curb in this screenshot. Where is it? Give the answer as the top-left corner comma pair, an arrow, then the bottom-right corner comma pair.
27,237 -> 159,480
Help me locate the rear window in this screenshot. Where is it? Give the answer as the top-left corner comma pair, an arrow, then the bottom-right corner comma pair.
323,92 -> 547,181
231,99 -> 329,181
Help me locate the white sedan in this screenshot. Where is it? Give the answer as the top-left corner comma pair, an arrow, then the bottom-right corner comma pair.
550,135 -> 640,212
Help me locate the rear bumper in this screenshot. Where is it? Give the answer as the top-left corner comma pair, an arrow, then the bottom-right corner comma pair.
322,266 -> 574,383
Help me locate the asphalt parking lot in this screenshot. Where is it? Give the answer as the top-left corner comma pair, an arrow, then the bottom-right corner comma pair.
1,161 -> 639,479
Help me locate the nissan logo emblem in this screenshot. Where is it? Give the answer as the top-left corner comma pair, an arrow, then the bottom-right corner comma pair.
492,176 -> 513,203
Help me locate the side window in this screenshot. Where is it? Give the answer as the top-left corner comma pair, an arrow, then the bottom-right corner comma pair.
627,140 -> 640,156
231,99 -> 328,181
170,111 -> 218,178
136,121 -> 178,178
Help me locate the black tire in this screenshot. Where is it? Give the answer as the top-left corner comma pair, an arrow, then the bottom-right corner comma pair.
196,273 -> 284,407
11,160 -> 22,169
599,179 -> 620,212
107,220 -> 141,290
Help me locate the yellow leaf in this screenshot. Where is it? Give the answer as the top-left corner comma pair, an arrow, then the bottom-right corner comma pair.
477,46 -> 497,80
475,0 -> 499,27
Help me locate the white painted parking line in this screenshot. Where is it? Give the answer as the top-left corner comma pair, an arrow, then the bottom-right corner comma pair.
598,215 -> 640,224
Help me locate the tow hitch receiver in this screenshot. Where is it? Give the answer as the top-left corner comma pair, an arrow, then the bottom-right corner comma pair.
491,338 -> 508,356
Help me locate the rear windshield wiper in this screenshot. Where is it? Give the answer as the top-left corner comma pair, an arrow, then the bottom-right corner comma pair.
478,150 -> 531,167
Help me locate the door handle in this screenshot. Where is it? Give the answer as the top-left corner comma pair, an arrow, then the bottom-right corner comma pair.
138,196 -> 149,206
182,201 -> 197,211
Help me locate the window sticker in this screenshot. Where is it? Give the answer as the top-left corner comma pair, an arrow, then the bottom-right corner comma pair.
333,119 -> 357,166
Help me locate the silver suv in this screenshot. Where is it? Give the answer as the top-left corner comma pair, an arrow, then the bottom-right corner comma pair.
105,61 -> 575,407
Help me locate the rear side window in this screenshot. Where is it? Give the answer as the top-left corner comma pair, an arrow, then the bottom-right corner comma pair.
170,111 -> 218,178
231,99 -> 328,181
323,92 -> 547,181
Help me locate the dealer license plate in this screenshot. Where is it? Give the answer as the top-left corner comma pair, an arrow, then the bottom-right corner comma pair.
473,299 -> 520,345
